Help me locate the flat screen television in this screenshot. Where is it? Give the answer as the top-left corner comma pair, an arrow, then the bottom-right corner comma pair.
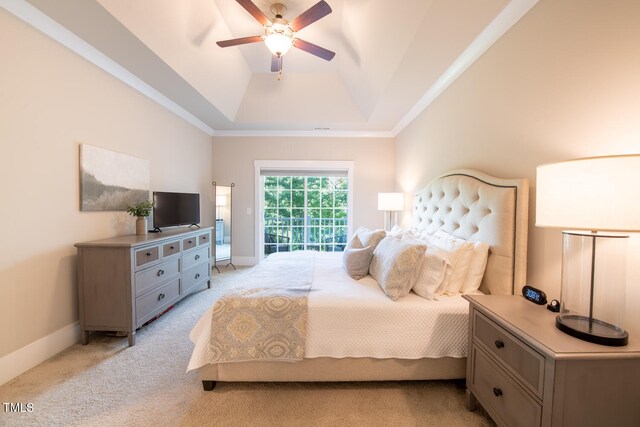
152,192 -> 200,231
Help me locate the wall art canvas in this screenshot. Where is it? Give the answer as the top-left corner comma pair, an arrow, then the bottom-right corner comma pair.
80,144 -> 150,211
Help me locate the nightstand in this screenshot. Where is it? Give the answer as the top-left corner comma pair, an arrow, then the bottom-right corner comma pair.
464,294 -> 640,427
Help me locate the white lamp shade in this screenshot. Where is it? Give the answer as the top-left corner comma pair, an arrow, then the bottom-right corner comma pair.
536,155 -> 640,232
216,195 -> 227,207
377,193 -> 404,211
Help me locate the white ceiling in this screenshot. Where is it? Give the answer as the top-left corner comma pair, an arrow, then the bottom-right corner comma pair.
7,0 -> 538,136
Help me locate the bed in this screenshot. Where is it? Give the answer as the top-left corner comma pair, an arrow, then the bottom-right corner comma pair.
189,169 -> 529,390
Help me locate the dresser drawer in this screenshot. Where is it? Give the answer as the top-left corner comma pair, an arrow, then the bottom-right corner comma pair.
198,232 -> 210,246
182,262 -> 210,295
134,257 -> 180,297
473,311 -> 545,397
162,240 -> 181,258
182,236 -> 197,251
135,245 -> 159,269
471,346 -> 542,427
183,246 -> 210,271
135,278 -> 180,325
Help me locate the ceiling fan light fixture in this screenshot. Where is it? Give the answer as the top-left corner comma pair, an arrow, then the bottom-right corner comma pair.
264,24 -> 294,57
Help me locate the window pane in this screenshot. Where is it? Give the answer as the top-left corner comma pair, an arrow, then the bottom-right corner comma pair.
335,191 -> 347,208
291,209 -> 304,222
321,177 -> 332,189
277,176 -> 291,189
292,177 -> 305,189
321,190 -> 333,208
265,176 -> 278,189
278,208 -> 291,219
292,190 -> 305,208
307,190 -> 320,207
278,190 -> 291,207
265,191 -> 277,208
307,177 -> 321,190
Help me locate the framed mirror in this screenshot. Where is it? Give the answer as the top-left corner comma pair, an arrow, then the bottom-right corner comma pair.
212,182 -> 235,272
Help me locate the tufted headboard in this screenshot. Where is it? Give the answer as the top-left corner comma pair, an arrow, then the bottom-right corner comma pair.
412,169 -> 529,295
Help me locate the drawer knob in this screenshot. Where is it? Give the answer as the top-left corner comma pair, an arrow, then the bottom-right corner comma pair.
146,252 -> 152,256
158,293 -> 165,301
188,240 -> 193,244
494,339 -> 505,349
195,255 -> 200,260
157,269 -> 165,276
170,246 -> 175,250
195,273 -> 200,279
202,236 -> 207,240
493,387 -> 503,397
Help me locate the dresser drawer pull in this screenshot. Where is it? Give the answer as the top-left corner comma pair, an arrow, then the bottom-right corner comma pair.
157,269 -> 165,277
188,240 -> 193,244
195,273 -> 201,279
170,246 -> 175,250
195,254 -> 200,260
202,236 -> 208,240
493,387 -> 503,397
158,293 -> 165,301
494,339 -> 505,349
146,252 -> 152,256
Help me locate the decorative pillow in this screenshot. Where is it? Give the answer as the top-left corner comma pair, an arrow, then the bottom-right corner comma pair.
460,241 -> 490,294
369,236 -> 427,301
342,235 -> 374,279
355,226 -> 387,250
421,230 -> 474,295
387,225 -> 408,239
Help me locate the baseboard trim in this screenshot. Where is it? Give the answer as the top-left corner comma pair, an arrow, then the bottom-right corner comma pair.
0,321 -> 80,386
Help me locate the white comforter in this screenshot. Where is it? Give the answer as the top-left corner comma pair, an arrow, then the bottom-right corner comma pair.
188,252 -> 472,371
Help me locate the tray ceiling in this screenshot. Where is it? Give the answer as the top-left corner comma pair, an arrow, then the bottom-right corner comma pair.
7,0 -> 538,136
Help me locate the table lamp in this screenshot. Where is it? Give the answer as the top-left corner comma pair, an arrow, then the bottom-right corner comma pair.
536,155 -> 640,346
378,192 -> 404,231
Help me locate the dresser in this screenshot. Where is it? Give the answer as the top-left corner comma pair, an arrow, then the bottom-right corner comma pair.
464,295 -> 640,427
76,227 -> 212,346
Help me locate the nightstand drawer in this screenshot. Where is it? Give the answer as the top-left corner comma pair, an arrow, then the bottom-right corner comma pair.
135,257 -> 180,296
471,346 -> 542,427
473,311 -> 545,397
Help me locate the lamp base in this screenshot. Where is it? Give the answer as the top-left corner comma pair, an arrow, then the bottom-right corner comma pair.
556,315 -> 628,346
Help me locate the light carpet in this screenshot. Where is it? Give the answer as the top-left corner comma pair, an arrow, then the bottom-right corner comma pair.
0,266 -> 494,426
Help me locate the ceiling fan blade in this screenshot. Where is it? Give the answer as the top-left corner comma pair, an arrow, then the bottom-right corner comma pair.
293,38 -> 335,61
236,0 -> 271,26
271,55 -> 282,72
289,0 -> 332,32
217,35 -> 263,48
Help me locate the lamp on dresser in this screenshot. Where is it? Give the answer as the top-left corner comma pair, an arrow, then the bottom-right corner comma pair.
536,154 -> 640,346
378,192 -> 404,231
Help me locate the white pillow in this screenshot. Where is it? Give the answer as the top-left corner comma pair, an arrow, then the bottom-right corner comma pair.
460,241 -> 490,294
413,247 -> 451,300
369,236 -> 426,301
421,230 -> 474,294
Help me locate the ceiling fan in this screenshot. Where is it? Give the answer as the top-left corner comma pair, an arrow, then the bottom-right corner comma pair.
216,0 -> 335,78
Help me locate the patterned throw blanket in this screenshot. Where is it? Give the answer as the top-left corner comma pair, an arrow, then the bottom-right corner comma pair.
209,251 -> 315,363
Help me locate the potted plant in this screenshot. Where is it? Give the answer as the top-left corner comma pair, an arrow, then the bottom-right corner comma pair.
126,200 -> 154,235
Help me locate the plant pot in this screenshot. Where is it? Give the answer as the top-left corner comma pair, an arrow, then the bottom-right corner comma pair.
136,216 -> 148,235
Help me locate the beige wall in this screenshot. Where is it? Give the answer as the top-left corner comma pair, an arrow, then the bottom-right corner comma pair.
394,0 -> 640,335
212,137 -> 395,261
0,10 -> 213,358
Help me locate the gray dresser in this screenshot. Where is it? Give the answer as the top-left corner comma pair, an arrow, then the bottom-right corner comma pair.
75,227 -> 212,346
464,294 -> 640,427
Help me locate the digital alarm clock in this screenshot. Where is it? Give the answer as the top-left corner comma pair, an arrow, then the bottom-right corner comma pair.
522,285 -> 547,305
